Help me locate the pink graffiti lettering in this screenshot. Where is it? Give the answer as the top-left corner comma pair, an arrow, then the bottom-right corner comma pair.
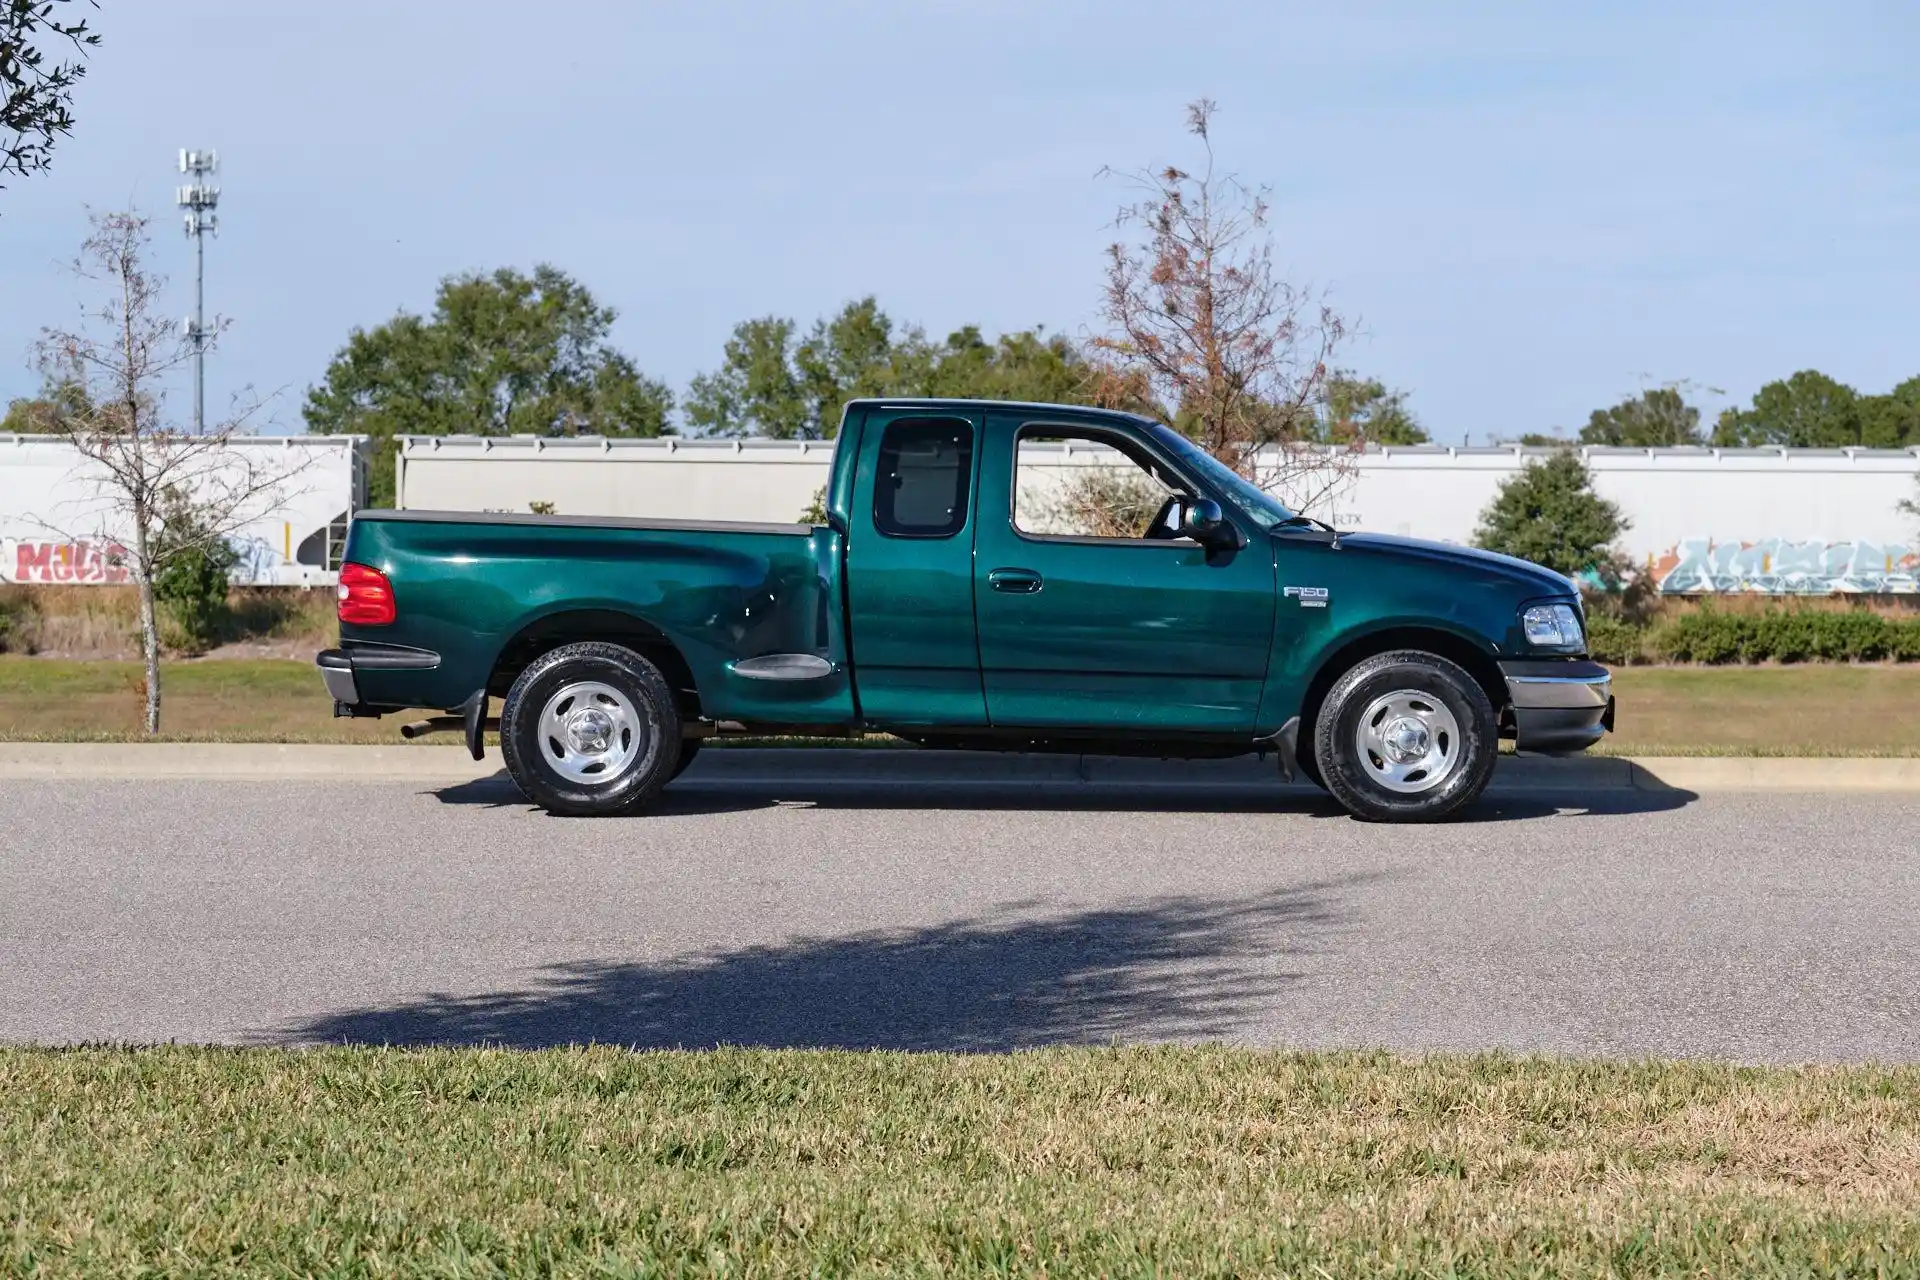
2,541 -> 131,584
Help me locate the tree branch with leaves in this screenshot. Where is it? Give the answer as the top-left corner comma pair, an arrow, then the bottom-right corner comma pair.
1,0 -> 99,195
1089,99 -> 1353,511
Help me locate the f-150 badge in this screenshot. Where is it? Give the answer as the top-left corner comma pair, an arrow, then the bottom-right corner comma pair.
1284,586 -> 1330,608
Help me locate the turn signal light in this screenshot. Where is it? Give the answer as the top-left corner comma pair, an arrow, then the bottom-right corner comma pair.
336,562 -> 396,625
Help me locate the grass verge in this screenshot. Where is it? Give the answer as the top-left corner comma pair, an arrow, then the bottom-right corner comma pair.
4,1046 -> 1919,1276
1593,665 -> 1920,756
3,658 -> 1919,754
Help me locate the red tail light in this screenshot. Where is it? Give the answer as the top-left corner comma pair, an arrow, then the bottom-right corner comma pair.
336,562 -> 396,625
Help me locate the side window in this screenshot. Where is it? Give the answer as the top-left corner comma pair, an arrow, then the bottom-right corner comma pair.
873,417 -> 973,539
1014,429 -> 1191,540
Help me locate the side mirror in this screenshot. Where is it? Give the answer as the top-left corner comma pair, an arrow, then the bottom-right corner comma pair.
1181,497 -> 1231,546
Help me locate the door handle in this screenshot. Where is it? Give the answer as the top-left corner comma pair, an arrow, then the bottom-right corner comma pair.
988,567 -> 1043,594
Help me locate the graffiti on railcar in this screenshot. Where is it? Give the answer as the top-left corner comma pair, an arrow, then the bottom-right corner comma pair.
2,537 -> 308,586
2,539 -> 132,584
1651,538 -> 1920,594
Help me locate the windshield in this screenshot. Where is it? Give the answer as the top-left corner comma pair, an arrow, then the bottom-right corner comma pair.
1146,423 -> 1297,530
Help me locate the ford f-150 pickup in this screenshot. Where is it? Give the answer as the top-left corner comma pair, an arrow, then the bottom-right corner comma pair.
317,399 -> 1613,821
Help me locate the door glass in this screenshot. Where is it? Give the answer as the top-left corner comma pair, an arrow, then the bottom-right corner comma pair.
1014,430 -> 1191,540
874,417 -> 973,539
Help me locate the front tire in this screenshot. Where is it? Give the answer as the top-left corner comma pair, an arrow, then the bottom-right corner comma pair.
500,642 -> 682,817
1313,650 -> 1497,823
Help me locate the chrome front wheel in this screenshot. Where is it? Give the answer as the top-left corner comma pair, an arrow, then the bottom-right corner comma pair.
1313,650 -> 1498,823
1353,688 -> 1462,794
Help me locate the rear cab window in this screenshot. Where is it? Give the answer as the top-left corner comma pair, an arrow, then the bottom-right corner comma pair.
873,417 -> 974,539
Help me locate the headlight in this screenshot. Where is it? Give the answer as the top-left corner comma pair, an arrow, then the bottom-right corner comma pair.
1522,603 -> 1584,648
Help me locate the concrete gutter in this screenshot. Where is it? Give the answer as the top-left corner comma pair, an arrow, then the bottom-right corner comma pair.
0,744 -> 1913,792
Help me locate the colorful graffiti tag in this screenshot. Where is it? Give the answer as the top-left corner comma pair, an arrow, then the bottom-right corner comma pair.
2,539 -> 131,584
1651,538 -> 1920,594
1,536 -> 302,586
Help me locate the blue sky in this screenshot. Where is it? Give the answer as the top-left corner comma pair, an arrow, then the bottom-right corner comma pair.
3,0 -> 1916,443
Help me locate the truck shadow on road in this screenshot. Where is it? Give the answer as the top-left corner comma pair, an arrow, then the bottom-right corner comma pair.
271,879 -> 1367,1052
432,773 -> 1697,822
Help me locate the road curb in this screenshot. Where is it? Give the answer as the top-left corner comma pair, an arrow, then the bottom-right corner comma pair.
0,743 -> 1913,792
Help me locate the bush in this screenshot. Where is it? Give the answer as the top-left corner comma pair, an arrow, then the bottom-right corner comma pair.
154,543 -> 238,655
1582,614 -> 1645,666
0,590 -> 42,654
1649,610 -> 1753,664
1473,451 -> 1627,579
1644,604 -> 1920,664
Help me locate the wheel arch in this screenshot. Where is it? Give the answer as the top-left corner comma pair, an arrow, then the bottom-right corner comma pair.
487,608 -> 701,718
1296,624 -> 1508,748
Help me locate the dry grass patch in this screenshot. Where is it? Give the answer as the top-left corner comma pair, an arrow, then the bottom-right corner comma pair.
0,657 -> 392,742
0,585 -> 335,659
3,1047 -> 1919,1276
1599,665 -> 1920,756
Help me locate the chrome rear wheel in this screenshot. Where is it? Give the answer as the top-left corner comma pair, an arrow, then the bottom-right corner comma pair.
538,680 -> 649,785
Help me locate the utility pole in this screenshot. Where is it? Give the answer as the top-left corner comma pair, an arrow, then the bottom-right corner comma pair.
176,149 -> 220,433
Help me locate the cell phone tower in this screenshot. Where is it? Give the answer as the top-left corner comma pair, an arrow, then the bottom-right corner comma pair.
176,149 -> 220,433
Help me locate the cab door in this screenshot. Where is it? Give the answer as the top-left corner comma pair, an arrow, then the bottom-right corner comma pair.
843,408 -> 988,726
972,413 -> 1276,734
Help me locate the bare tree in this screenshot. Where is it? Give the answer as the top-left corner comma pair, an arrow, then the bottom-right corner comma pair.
1089,99 -> 1354,513
35,210 -> 305,734
2,0 -> 100,194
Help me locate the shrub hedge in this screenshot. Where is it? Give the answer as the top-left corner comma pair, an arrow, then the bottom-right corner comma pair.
1588,604 -> 1920,665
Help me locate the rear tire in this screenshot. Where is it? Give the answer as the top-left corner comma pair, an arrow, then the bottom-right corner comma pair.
1313,650 -> 1497,823
500,642 -> 681,817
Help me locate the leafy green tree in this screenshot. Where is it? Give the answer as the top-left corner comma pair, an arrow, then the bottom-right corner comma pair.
303,265 -> 672,505
1712,370 -> 1863,447
795,297 -> 898,435
687,297 -> 1100,439
2,0 -> 101,195
683,316 -> 807,438
915,326 -> 1094,406
1313,373 -> 1427,445
1580,386 -> 1703,446
1473,451 -> 1628,579
1859,376 -> 1920,448
1,374 -> 89,432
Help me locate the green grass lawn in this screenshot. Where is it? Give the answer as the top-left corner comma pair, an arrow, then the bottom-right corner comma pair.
3,1047 -> 1918,1277
1599,665 -> 1920,756
3,657 -> 1919,755
0,657 -> 396,743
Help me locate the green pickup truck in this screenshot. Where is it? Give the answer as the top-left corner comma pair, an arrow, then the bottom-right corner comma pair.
318,398 -> 1612,822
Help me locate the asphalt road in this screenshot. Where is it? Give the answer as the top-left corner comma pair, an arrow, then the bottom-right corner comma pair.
3,763 -> 1916,1062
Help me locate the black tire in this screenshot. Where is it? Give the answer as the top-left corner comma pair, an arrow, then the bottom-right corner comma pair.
671,738 -> 702,780
499,641 -> 682,817
1312,649 -> 1497,823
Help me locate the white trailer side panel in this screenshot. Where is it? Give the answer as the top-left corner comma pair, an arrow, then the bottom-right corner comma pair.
0,434 -> 365,586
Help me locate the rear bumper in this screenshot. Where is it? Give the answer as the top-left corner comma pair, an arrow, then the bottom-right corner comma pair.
1500,659 -> 1613,755
315,644 -> 441,715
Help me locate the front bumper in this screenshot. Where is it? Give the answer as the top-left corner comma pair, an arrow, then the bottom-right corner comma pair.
1500,659 -> 1613,755
315,643 -> 441,715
